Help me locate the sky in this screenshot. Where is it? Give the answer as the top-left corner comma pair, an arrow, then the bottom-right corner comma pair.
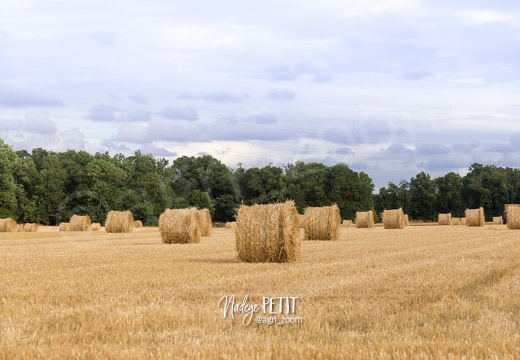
1,0 -> 520,190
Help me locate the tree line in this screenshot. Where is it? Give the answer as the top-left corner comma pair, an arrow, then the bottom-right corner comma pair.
0,139 -> 519,225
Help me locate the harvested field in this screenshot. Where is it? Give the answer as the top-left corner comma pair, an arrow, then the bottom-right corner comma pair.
0,225 -> 519,358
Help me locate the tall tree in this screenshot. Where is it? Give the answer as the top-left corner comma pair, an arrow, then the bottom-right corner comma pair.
0,139 -> 20,218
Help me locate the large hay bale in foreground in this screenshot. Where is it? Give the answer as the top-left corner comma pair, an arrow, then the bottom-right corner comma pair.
133,220 -> 143,228
23,223 -> 38,232
91,223 -> 101,231
105,210 -> 134,233
0,218 -> 17,232
383,208 -> 405,229
59,222 -> 71,232
199,208 -> 212,237
465,207 -> 485,227
235,201 -> 300,263
356,211 -> 374,228
493,216 -> 503,225
159,208 -> 201,244
507,206 -> 520,230
452,217 -> 461,225
342,220 -> 352,228
438,213 -> 452,226
70,215 -> 91,231
303,205 -> 341,241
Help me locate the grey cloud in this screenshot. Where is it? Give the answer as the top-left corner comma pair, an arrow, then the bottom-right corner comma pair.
267,62 -> 333,83
118,110 -> 152,122
5,110 -> 57,134
415,143 -> 450,155
202,92 -> 242,103
89,30 -> 116,46
88,105 -> 151,122
385,143 -> 414,154
10,129 -> 85,152
101,139 -> 130,152
141,144 -> 177,157
160,106 -> 198,121
245,113 -> 278,124
0,90 -> 64,108
88,104 -> 119,122
268,89 -> 296,100
335,147 -> 353,155
399,70 -> 434,80
129,94 -> 147,104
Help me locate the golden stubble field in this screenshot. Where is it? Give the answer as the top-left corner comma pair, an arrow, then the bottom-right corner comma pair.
1,225 -> 520,359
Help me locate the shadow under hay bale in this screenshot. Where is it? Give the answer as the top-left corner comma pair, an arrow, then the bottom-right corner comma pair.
383,208 -> 405,229
438,213 -> 452,225
70,215 -> 91,231
23,223 -> 38,232
105,210 -> 134,233
199,208 -> 212,237
465,207 -> 485,227
303,205 -> 341,241
356,211 -> 374,228
59,222 -> 71,232
0,218 -> 17,232
235,201 -> 300,263
159,208 -> 201,244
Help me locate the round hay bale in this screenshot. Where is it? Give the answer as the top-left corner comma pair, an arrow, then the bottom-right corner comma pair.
23,223 -> 38,232
225,221 -> 236,229
70,215 -> 91,231
133,220 -> 143,228
507,206 -> 520,230
59,222 -> 71,232
235,200 -> 300,263
438,213 -> 452,225
342,219 -> 352,228
0,218 -> 17,232
465,207 -> 485,227
17,224 -> 25,232
199,208 -> 212,237
355,211 -> 374,228
105,210 -> 134,233
159,208 -> 201,244
298,214 -> 305,228
383,208 -> 405,229
452,217 -> 461,225
91,223 -> 101,231
461,217 -> 466,225
303,205 -> 341,241
493,216 -> 503,225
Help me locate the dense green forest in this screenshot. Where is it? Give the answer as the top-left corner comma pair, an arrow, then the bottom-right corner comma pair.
1,138 -> 519,225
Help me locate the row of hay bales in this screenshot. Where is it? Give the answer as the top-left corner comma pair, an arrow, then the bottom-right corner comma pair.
436,206 -> 520,228
59,212 -> 146,232
354,209 -> 409,229
0,218 -> 38,232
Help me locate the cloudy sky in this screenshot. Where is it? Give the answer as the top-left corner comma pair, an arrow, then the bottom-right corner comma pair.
1,0 -> 520,189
